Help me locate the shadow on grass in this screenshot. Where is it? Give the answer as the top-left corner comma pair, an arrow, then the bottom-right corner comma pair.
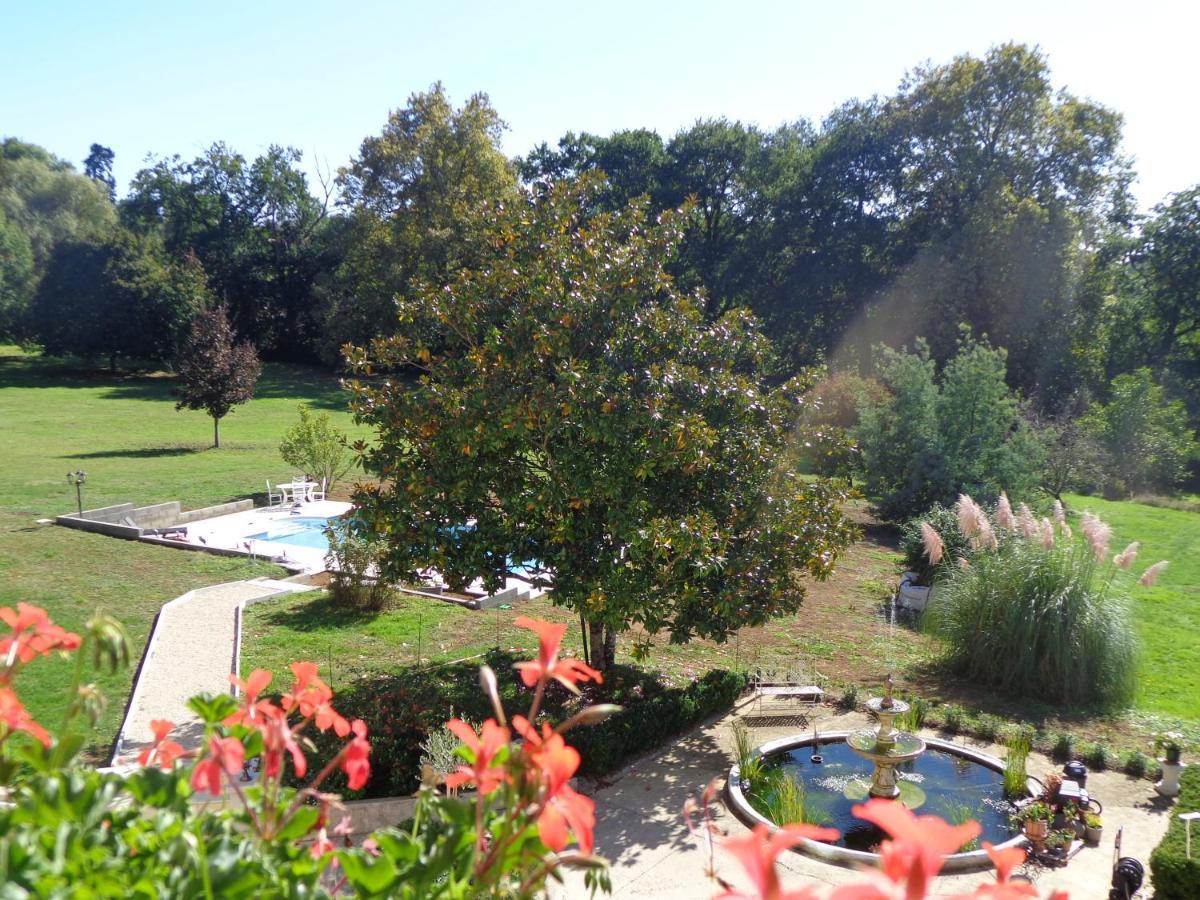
65,446 -> 204,460
253,592 -> 385,631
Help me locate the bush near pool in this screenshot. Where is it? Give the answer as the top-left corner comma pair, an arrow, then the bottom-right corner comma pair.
1150,765 -> 1200,899
290,651 -> 749,798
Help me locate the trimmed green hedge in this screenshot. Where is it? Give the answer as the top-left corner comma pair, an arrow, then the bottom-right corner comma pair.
1150,764 -> 1200,899
294,651 -> 748,799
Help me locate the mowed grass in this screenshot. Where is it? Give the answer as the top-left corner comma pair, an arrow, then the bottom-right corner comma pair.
1063,492 -> 1200,722
0,346 -> 367,753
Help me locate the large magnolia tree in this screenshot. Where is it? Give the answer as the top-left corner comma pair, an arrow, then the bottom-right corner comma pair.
345,178 -> 856,669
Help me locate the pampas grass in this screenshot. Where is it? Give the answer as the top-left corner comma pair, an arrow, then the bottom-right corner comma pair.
923,501 -> 1141,707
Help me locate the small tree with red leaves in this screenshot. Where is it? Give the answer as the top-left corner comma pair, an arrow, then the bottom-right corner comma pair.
175,304 -> 261,448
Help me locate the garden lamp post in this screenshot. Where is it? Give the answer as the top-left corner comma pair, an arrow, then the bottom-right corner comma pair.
66,470 -> 87,516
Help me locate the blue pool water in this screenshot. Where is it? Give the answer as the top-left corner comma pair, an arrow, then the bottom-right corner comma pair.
246,517 -> 334,550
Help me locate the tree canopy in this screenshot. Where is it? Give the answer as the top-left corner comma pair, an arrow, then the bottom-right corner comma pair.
175,305 -> 262,447
346,177 -> 857,667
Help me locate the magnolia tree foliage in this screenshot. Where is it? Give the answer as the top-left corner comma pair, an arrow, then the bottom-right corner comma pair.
346,178 -> 857,668
175,305 -> 261,448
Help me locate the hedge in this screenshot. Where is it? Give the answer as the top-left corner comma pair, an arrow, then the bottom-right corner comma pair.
293,651 -> 748,799
1150,764 -> 1200,899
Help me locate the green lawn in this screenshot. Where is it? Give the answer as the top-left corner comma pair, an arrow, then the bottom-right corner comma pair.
1063,493 -> 1200,723
0,346 -> 366,753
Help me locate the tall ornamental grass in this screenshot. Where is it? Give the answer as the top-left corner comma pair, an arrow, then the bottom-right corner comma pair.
922,494 -> 1165,707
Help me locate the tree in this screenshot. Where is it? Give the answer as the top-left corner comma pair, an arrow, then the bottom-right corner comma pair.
175,305 -> 261,447
0,139 -> 115,338
856,334 -> 1042,520
1082,368 -> 1197,495
279,405 -> 355,492
83,144 -> 116,201
30,230 -> 209,368
345,177 -> 856,669
320,83 -> 518,362
123,144 -> 333,359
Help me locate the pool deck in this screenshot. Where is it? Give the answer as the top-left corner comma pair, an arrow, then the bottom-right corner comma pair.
157,499 -> 353,574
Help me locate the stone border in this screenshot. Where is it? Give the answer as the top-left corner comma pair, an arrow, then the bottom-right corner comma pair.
724,731 -> 1029,872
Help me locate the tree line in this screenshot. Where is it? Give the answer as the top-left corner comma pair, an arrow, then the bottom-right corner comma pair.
1,43 -> 1196,488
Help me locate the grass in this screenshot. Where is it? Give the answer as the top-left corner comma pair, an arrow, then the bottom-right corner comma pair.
1062,493 -> 1199,721
0,345 -> 366,752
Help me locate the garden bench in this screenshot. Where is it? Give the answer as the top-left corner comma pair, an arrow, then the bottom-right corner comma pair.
750,668 -> 824,716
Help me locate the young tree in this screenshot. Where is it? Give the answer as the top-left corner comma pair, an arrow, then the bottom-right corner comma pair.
279,405 -> 355,492
175,305 -> 261,448
345,178 -> 857,669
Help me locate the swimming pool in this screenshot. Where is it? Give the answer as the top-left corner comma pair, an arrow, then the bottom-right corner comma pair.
246,517 -> 334,550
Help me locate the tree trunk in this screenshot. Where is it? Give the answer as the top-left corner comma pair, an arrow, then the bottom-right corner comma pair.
213,415 -> 221,448
603,626 -> 617,670
587,620 -> 606,670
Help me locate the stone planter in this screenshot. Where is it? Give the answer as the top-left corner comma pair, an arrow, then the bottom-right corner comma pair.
1155,759 -> 1186,797
1085,824 -> 1103,844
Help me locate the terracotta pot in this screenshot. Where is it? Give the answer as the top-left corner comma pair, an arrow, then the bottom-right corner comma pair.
1023,819 -> 1049,842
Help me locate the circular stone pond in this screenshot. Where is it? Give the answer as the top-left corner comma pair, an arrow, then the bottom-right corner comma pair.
726,732 -> 1028,871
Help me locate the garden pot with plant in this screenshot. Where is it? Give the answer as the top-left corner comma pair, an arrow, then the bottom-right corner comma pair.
1084,812 -> 1103,844
1015,802 -> 1051,842
1154,732 -> 1186,797
1043,829 -> 1075,863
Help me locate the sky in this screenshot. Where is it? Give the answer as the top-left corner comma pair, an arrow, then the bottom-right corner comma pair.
3,0 -> 1197,211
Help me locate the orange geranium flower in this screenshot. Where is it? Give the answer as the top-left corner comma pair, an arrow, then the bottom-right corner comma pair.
718,823 -> 839,900
138,719 -> 186,769
512,714 -> 596,853
850,799 -> 981,899
0,603 -> 81,665
258,704 -> 307,779
191,735 -> 245,796
340,719 -> 371,791
282,661 -> 350,736
948,843 -> 1036,899
0,685 -> 50,746
443,717 -> 511,796
513,616 -> 601,693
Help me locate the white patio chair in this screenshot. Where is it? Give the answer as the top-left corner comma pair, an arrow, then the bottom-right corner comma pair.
308,478 -> 326,502
291,477 -> 310,503
266,480 -> 283,507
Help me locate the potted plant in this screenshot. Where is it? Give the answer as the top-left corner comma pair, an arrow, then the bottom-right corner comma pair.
1084,812 -> 1103,844
1053,801 -> 1086,838
1153,731 -> 1186,797
1014,802 -> 1050,842
1044,829 -> 1074,860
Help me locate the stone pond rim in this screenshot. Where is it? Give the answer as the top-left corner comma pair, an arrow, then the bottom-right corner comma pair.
724,732 -> 1030,873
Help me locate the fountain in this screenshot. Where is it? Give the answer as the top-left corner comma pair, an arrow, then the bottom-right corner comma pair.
845,675 -> 926,799
725,674 -> 1028,870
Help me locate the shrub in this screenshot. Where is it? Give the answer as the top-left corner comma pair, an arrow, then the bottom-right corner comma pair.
896,697 -> 927,732
300,653 -> 748,798
942,705 -> 965,734
1081,742 -> 1110,771
837,685 -> 859,711
899,503 -> 971,585
1150,765 -> 1200,899
973,715 -> 1002,743
279,404 -> 356,493
1121,749 -> 1149,778
923,496 -> 1140,706
325,519 -> 393,611
1050,732 -> 1075,762
1002,726 -> 1034,798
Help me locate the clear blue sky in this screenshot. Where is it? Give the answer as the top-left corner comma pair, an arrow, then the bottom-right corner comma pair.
3,0 -> 1196,210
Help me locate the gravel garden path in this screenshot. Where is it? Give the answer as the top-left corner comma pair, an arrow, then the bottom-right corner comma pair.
111,578 -> 315,766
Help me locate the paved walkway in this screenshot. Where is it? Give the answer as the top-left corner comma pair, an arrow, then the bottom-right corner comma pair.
112,578 -> 314,765
553,702 -> 1171,898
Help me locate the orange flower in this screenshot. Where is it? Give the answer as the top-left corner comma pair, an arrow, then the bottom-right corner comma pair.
513,616 -> 602,693
443,717 -> 511,795
948,843 -> 1036,898
0,603 -> 81,666
340,719 -> 371,790
230,668 -> 273,704
138,718 -> 186,769
513,714 -> 597,854
282,661 -> 350,736
718,823 -> 838,900
851,799 -> 980,899
259,704 -> 307,779
0,685 -> 50,746
191,735 -> 245,796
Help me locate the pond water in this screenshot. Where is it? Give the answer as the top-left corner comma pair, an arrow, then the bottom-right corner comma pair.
752,741 -> 1017,853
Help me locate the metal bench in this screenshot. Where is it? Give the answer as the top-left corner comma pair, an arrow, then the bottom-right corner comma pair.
750,668 -> 824,716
